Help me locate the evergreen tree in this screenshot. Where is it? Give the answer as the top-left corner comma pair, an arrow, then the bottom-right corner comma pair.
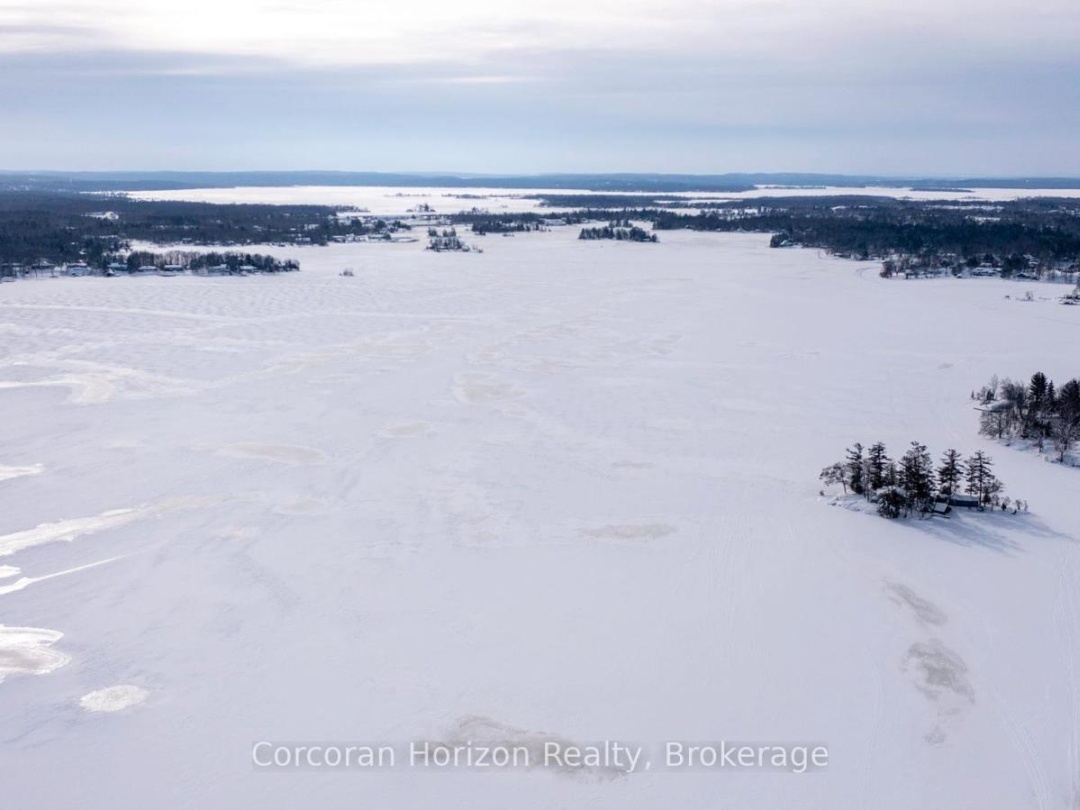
936,449 -> 965,496
876,486 -> 906,519
884,460 -> 899,487
1029,371 -> 1049,411
845,443 -> 866,496
1027,372 -> 1050,442
965,451 -> 1002,508
1053,379 -> 1080,463
867,442 -> 890,491
899,441 -> 935,513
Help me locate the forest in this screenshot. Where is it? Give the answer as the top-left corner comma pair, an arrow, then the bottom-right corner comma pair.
0,192 -> 404,268
649,196 -> 1080,267
973,372 -> 1080,462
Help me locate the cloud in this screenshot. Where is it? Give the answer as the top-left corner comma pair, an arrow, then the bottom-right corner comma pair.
5,0 -> 1075,68
0,0 -> 1078,173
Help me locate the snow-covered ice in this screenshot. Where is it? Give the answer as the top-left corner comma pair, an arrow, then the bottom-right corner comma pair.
1,226 -> 1078,808
127,183 -> 1080,213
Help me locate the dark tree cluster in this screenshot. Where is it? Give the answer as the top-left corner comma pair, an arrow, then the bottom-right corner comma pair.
820,442 -> 1015,518
108,250 -> 298,274
426,228 -> 472,252
578,222 -> 658,243
974,372 -> 1080,462
338,217 -> 411,237
458,213 -> 549,235
448,210 -> 604,230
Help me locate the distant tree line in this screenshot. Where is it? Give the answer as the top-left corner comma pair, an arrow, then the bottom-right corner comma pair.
820,441 -> 1019,518
532,194 -> 680,208
8,191 -> 1080,280
122,251 -> 299,273
0,191 -> 403,267
17,249 -> 301,276
458,197 -> 1080,270
463,214 -> 549,235
652,197 -> 1080,266
447,211 -> 592,233
974,372 -> 1080,462
473,221 -> 546,235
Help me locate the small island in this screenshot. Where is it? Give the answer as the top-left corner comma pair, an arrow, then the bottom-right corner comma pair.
578,220 -> 658,243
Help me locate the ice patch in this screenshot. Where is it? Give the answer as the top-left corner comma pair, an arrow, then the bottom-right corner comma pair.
0,364 -> 198,404
453,373 -> 521,404
0,565 -> 18,580
215,526 -> 261,541
885,582 -> 948,627
216,443 -> 328,465
382,422 -> 431,438
0,496 -> 243,557
0,557 -> 125,597
0,626 -> 69,683
79,685 -> 149,713
642,334 -> 682,355
103,439 -> 146,450
901,638 -> 975,744
0,463 -> 44,483
903,640 -> 973,703
611,461 -> 653,470
0,508 -> 144,558
273,498 -> 329,515
584,523 -> 675,541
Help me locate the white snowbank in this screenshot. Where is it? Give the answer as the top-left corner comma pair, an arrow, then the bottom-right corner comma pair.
0,508 -> 145,558
79,685 -> 149,713
0,496 -> 251,558
0,626 -> 69,683
0,463 -> 44,483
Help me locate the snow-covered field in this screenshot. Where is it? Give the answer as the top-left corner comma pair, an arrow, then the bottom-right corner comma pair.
1,227 -> 1079,809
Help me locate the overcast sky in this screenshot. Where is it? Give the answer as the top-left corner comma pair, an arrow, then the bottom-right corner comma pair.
1,0 -> 1078,175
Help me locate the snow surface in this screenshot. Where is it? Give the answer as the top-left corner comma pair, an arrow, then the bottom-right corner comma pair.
1,226 -> 1079,809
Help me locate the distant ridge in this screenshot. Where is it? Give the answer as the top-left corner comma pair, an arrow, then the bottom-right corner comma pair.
3,170 -> 1080,193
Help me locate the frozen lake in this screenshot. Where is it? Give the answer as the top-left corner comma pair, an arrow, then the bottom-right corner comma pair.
125,183 -> 1080,216
1,227 -> 1079,809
